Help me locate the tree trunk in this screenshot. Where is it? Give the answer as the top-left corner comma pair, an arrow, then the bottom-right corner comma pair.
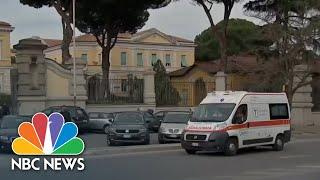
210,26 -> 227,71
286,71 -> 294,108
100,47 -> 111,100
61,17 -> 73,64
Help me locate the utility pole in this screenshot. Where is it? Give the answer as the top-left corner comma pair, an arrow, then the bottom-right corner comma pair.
73,0 -> 77,107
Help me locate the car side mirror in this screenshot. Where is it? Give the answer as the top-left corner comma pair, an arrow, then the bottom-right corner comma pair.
109,118 -> 114,123
146,119 -> 151,123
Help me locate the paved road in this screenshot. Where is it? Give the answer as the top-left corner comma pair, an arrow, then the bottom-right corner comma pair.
1,135 -> 320,180
80,132 -> 160,149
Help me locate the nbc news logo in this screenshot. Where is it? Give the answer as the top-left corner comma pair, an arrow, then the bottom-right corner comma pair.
11,113 -> 85,171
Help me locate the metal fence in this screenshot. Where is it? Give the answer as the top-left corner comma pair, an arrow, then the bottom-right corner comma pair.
156,80 -> 215,107
87,77 -> 144,104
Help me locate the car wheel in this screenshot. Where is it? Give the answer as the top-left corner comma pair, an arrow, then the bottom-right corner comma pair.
224,138 -> 238,156
185,149 -> 197,155
78,129 -> 85,135
103,125 -> 109,134
158,139 -> 165,144
106,135 -> 115,146
273,135 -> 284,151
144,134 -> 150,145
158,135 -> 165,144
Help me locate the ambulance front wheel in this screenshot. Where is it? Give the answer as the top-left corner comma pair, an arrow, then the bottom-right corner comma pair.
224,138 -> 238,156
273,135 -> 284,151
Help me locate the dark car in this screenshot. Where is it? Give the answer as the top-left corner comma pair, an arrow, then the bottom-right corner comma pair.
0,115 -> 31,152
106,111 -> 150,146
42,106 -> 89,131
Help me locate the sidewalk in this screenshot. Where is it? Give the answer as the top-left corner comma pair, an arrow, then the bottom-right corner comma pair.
292,126 -> 320,135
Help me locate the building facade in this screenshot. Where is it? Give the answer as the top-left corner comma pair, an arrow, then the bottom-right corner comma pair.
168,55 -> 273,106
0,21 -> 14,95
43,28 -> 196,79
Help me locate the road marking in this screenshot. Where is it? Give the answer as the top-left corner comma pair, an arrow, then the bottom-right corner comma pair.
85,149 -> 183,159
279,155 -> 312,159
297,165 -> 320,168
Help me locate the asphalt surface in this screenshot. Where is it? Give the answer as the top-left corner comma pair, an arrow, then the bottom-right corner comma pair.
1,134 -> 320,180
80,132 -> 160,149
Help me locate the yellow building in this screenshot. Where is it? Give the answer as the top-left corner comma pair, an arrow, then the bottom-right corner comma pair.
43,28 -> 196,79
0,21 -> 14,94
169,55 -> 263,106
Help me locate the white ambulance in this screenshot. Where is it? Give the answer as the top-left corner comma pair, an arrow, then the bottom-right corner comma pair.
181,91 -> 291,156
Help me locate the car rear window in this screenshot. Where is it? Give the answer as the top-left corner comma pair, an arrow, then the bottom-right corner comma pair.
89,112 -> 100,118
115,112 -> 144,124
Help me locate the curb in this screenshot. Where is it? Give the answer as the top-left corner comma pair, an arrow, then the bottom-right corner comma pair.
84,143 -> 182,156
292,130 -> 320,135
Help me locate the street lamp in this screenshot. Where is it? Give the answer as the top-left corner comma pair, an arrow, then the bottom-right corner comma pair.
73,0 -> 77,107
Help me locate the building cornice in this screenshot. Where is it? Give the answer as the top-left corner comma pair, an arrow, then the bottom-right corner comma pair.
44,40 -> 196,53
0,27 -> 14,32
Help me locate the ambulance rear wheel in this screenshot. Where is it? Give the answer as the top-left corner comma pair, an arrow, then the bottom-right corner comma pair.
224,138 -> 238,156
273,135 -> 284,151
185,149 -> 197,155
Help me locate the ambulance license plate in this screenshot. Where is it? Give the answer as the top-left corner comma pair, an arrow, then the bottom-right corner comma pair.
191,143 -> 199,147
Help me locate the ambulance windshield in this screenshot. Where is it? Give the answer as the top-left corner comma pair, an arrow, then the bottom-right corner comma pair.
191,103 -> 236,122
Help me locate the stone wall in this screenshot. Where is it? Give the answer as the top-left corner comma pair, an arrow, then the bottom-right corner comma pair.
291,65 -> 319,127
13,37 -> 87,115
0,67 -> 11,94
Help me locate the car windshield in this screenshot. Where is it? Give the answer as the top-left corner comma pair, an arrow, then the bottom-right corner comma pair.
191,103 -> 236,122
163,112 -> 190,123
114,112 -> 144,124
0,116 -> 30,129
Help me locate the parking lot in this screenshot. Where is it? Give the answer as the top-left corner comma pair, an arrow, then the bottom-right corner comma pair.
80,132 -> 161,149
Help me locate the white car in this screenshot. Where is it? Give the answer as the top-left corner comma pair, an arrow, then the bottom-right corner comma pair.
158,111 -> 192,144
88,112 -> 114,133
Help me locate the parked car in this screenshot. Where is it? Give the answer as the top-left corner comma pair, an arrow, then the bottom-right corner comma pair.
158,111 -> 192,144
0,115 -> 31,152
42,106 -> 89,131
88,112 -> 114,133
106,111 -> 150,146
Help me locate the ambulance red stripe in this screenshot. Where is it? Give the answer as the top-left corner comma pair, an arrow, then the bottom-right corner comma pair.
185,119 -> 290,133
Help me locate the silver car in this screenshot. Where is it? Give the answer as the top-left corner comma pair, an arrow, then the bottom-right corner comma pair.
88,112 -> 114,133
158,111 -> 192,144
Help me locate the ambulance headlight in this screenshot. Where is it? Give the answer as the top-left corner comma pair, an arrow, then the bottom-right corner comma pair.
213,123 -> 227,131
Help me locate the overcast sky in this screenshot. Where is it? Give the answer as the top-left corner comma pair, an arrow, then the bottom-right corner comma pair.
1,0 -> 261,46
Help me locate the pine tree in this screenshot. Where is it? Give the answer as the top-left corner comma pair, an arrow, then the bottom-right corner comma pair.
153,60 -> 180,106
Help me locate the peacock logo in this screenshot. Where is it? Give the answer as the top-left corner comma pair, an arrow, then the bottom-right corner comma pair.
12,112 -> 85,155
